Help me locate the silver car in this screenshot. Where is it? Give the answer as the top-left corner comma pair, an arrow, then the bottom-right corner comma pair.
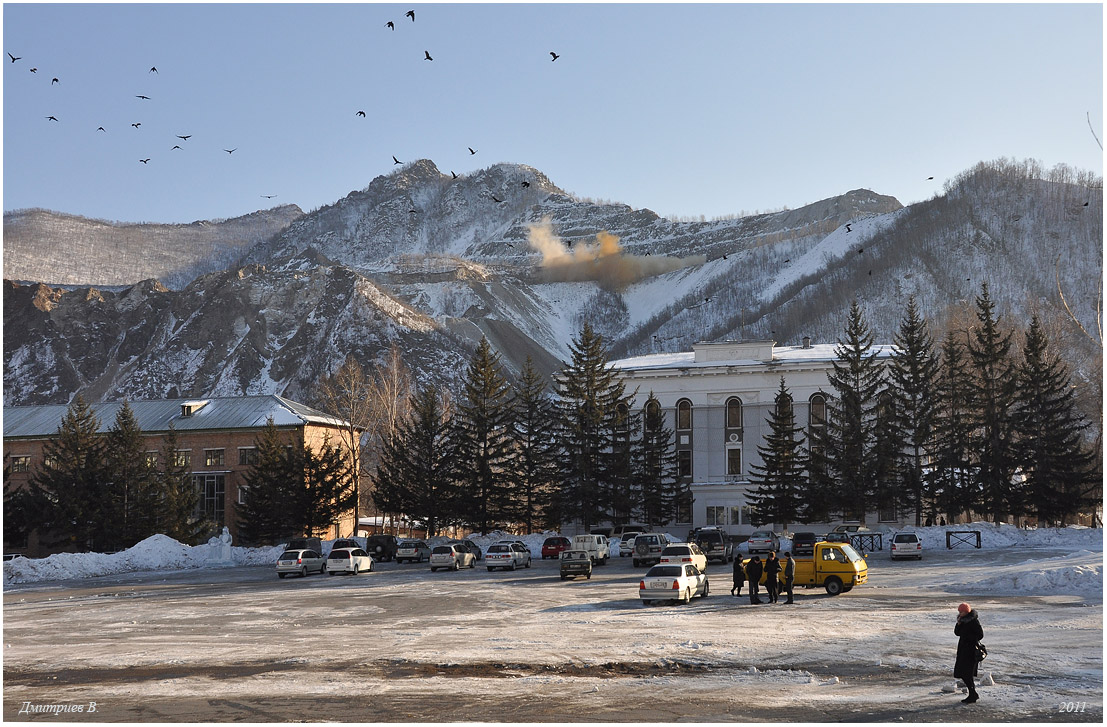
485,543 -> 531,571
746,530 -> 781,554
429,544 -> 476,571
276,549 -> 327,578
396,540 -> 431,563
326,548 -> 374,575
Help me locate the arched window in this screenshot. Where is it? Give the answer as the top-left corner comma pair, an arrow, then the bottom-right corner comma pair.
776,392 -> 793,419
809,393 -> 827,426
615,402 -> 629,431
726,397 -> 743,429
644,399 -> 661,432
676,399 -> 692,430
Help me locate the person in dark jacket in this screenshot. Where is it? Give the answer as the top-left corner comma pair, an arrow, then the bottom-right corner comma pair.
731,555 -> 745,597
745,556 -> 764,604
782,552 -> 795,604
763,551 -> 781,603
954,602 -> 983,703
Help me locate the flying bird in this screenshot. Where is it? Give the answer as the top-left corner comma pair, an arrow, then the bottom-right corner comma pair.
927,176 -> 934,180
139,158 -> 151,164
409,209 -> 418,214
857,248 -> 864,254
521,181 -> 530,188
51,77 -> 59,84
424,50 -> 433,61
29,67 -> 36,73
132,122 -> 141,128
356,110 -> 366,117
136,95 -> 150,100
393,155 -> 402,165
223,148 -> 236,154
468,147 -> 476,155
45,115 -> 58,121
451,171 -> 458,179
386,21 -> 394,30
1084,201 -> 1090,206
171,145 -> 181,149
97,126 -> 105,131
550,52 -> 560,61
176,135 -> 191,140
490,194 -> 503,203
845,223 -> 852,233
722,254 -> 728,260
261,194 -> 277,199
406,9 -> 415,21
8,53 -> 21,63
149,66 -> 158,73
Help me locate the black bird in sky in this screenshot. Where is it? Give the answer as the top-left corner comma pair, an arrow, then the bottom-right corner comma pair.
8,53 -> 21,63
51,77 -> 59,84
356,110 -> 366,117
29,67 -> 36,73
468,147 -> 476,155
261,195 -> 277,199
845,223 -> 852,233
521,181 -> 530,188
97,126 -> 105,132
550,52 -> 560,61
46,115 -> 58,121
406,10 -> 415,21
451,171 -> 458,179
927,176 -> 934,180
136,95 -> 150,100
857,248 -> 864,254
386,21 -> 395,30
172,145 -> 181,149
149,66 -> 158,73
722,253 -> 728,260
424,50 -> 433,61
176,135 -> 190,140
393,155 -> 402,165
139,158 -> 150,164
223,148 -> 236,154
1084,201 -> 1090,206
490,195 -> 503,203
131,122 -> 141,128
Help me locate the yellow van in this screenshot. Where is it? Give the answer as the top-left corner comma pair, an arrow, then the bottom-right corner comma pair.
744,542 -> 868,596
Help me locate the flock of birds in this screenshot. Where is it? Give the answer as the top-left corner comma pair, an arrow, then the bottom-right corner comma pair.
8,8 -> 560,203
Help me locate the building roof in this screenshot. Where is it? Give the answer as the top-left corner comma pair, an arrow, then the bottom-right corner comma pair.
2,395 -> 352,439
610,340 -> 896,373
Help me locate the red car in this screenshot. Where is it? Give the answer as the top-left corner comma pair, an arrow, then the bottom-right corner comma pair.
541,536 -> 572,560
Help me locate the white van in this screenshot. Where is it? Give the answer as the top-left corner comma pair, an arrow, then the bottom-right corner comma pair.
571,534 -> 610,565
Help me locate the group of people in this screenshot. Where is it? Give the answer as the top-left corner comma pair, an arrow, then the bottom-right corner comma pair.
730,550 -> 794,604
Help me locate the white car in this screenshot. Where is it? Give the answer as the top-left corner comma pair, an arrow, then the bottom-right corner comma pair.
659,542 -> 708,572
639,563 -> 710,605
326,547 -> 374,575
618,533 -> 641,557
485,543 -> 531,571
276,548 -> 327,578
632,533 -> 671,567
571,534 -> 610,564
890,532 -> 923,560
429,544 -> 476,571
496,539 -> 532,555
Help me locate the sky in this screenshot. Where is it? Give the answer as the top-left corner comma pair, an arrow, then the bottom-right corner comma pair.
2,2 -> 1103,225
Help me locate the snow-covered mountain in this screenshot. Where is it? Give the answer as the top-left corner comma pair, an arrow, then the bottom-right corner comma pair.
3,158 -> 1101,415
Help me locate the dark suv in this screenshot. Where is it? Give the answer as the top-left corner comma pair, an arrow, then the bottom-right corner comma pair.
790,531 -> 819,557
693,529 -> 734,564
364,534 -> 399,562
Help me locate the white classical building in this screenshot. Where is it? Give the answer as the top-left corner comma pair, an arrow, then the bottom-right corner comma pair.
609,338 -> 899,536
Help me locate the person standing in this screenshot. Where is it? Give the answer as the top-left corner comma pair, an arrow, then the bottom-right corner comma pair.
954,602 -> 984,704
782,551 -> 795,604
731,554 -> 745,597
763,551 -> 781,603
745,555 -> 764,604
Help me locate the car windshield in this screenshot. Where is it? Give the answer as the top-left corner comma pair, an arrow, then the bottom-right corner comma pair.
431,546 -> 454,554
841,544 -> 863,562
278,551 -> 299,560
751,532 -> 769,538
645,565 -> 682,577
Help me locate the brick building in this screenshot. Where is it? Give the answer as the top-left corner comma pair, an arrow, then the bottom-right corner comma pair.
3,395 -> 358,556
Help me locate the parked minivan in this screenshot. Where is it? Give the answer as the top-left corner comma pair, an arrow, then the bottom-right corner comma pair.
285,537 -> 323,555
570,534 -> 610,565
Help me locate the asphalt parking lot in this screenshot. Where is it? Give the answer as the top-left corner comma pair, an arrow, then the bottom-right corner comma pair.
3,546 -> 1102,722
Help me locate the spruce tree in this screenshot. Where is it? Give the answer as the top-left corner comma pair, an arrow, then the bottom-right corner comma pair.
237,419 -> 296,545
966,283 -> 1021,522
554,322 -> 637,532
747,378 -> 807,530
931,329 -> 980,520
870,389 -> 903,522
820,301 -> 885,523
509,357 -> 561,532
455,338 -> 516,534
158,424 -> 206,544
1014,315 -> 1100,524
371,384 -> 458,537
299,437 -> 356,537
28,395 -> 111,551
105,401 -> 160,548
632,393 -> 680,527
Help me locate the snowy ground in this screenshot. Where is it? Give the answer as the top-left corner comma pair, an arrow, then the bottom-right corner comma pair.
2,525 -> 1102,722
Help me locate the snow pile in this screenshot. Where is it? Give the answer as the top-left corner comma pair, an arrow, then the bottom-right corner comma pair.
890,522 -> 1102,551
3,533 -> 283,585
951,550 -> 1102,597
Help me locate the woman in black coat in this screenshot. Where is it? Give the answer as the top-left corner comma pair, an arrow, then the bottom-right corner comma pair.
731,556 -> 745,597
954,602 -> 983,703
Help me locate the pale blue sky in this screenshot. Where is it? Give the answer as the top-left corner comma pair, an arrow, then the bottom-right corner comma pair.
3,3 -> 1103,224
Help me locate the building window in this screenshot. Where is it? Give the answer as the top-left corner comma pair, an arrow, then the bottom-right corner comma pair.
204,449 -> 225,467
706,506 -> 726,526
238,485 -> 249,505
193,473 -> 225,525
729,506 -> 742,526
677,450 -> 692,479
145,451 -> 159,468
11,456 -> 31,473
741,505 -> 756,527
676,491 -> 692,523
43,455 -> 57,470
879,503 -> 897,522
644,399 -> 661,432
238,447 -> 258,466
809,393 -> 827,427
726,397 -> 743,429
615,402 -> 629,431
174,450 -> 192,469
676,399 -> 692,430
776,392 -> 793,418
727,447 -> 742,476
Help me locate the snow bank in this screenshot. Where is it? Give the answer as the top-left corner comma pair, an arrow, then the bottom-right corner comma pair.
948,549 -> 1102,597
889,522 -> 1102,551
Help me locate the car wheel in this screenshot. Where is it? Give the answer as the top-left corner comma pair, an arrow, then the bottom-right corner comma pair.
278,573 -> 286,579
430,567 -> 437,572
453,560 -> 460,571
587,573 -> 591,579
509,560 -> 517,571
469,559 -> 475,568
353,564 -> 359,575
702,579 -> 710,598
682,588 -> 691,604
328,570 -> 336,576
525,558 -> 531,568
825,576 -> 843,596
300,566 -> 307,578
560,575 -> 567,580
320,563 -> 327,574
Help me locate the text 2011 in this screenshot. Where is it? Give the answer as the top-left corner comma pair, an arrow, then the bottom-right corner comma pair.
1058,702 -> 1087,713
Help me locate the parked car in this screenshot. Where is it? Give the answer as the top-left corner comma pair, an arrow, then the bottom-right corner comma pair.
618,532 -> 641,557
496,539 -> 532,555
571,534 -> 610,564
429,544 -> 476,571
541,536 -> 572,560
833,524 -> 870,533
639,563 -> 710,605
285,536 -> 323,555
660,543 -> 708,572
890,532 -> 923,560
329,537 -> 364,554
790,531 -> 819,557
396,540 -> 431,563
692,528 -> 734,564
746,530 -> 780,554
276,548 -> 326,578
364,534 -> 399,562
448,539 -> 483,561
559,550 -> 593,580
823,532 -> 852,544
327,547 -> 374,575
744,542 -> 869,595
485,543 -> 531,571
632,533 -> 671,567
